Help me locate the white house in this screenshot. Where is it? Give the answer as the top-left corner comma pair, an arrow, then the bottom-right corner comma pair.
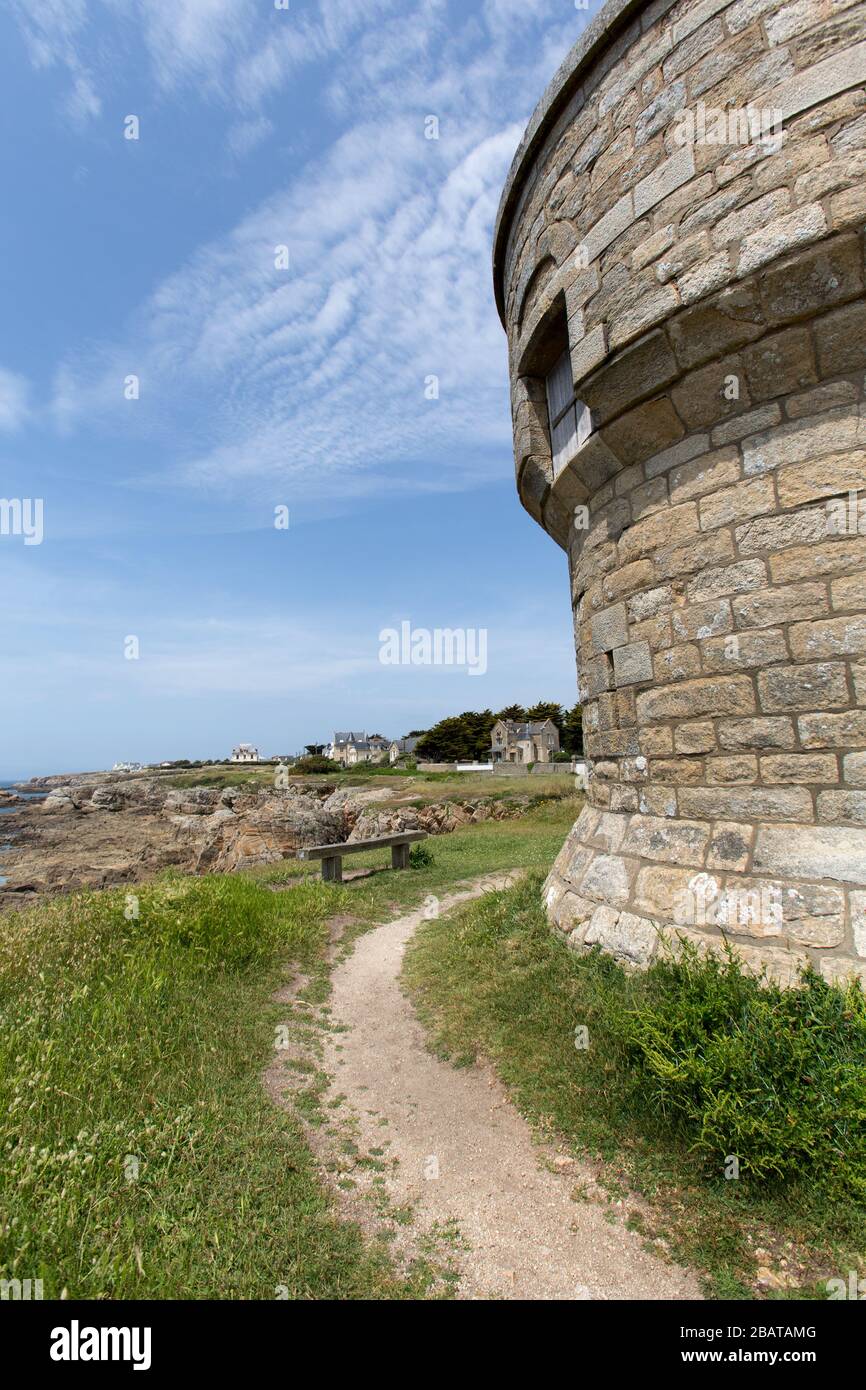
231,743 -> 260,763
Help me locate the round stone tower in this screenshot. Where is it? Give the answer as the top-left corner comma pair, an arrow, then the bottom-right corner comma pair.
493,0 -> 866,985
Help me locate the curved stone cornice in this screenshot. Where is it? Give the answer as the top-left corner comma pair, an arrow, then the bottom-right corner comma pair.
516,232 -> 866,547
493,0 -> 657,322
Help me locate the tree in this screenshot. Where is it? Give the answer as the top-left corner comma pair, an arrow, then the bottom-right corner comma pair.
415,703 -> 577,761
495,704 -> 526,722
525,701 -> 565,731
561,702 -> 583,755
415,710 -> 495,762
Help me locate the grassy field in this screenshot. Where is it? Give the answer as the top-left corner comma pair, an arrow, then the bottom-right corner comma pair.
0,796 -> 579,1299
403,874 -> 866,1300
5,785 -> 856,1302
0,875 -> 428,1299
162,765 -> 277,790
164,762 -> 576,807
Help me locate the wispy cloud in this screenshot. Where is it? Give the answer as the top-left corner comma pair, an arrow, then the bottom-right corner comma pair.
129,0 -> 262,96
232,0 -> 407,109
7,0 -> 103,124
50,120 -> 519,502
0,549 -> 573,702
226,116 -> 274,160
0,367 -> 32,432
43,1 -> 579,507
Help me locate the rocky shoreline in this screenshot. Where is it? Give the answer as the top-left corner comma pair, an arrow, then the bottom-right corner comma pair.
0,770 -> 563,908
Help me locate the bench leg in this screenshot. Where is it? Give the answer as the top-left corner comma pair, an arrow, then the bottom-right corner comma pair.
322,856 -> 343,883
391,843 -> 410,870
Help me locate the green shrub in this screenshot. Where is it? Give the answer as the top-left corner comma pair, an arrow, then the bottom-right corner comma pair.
612,942 -> 866,1197
409,844 -> 434,868
292,755 -> 341,774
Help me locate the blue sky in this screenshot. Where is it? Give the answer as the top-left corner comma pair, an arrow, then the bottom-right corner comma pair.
0,0 -> 594,778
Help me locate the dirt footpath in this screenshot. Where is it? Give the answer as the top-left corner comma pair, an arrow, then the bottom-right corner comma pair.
315,875 -> 703,1301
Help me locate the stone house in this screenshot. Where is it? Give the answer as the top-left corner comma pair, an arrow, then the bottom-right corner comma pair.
328,732 -> 389,765
490,718 -> 560,764
346,739 -> 389,766
231,744 -> 260,763
389,736 -> 420,763
327,732 -> 363,764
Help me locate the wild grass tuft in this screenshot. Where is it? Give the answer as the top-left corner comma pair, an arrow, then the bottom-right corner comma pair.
0,875 -> 420,1298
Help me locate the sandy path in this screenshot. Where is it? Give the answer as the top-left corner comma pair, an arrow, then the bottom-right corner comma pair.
318,875 -> 702,1301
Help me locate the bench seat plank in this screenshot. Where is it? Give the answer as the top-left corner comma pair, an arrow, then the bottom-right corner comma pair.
299,830 -> 427,860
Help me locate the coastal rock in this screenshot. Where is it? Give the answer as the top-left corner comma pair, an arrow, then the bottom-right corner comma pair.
1,771 -> 569,903
39,792 -> 77,814
90,786 -> 130,813
347,795 -> 531,842
162,788 -> 222,816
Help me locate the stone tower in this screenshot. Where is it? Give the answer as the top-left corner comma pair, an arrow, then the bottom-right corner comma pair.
493,0 -> 866,984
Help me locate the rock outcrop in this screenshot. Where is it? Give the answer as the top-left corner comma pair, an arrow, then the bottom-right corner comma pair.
348,797 -> 531,841
0,774 -> 566,904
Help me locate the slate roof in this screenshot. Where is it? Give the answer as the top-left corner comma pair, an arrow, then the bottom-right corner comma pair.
496,719 -> 555,739
391,736 -> 420,753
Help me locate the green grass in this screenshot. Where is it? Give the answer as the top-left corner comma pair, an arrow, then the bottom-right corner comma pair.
10,790 -> 858,1302
402,874 -> 866,1299
246,793 -> 580,905
0,874 -> 431,1298
164,764 -> 575,805
338,770 -> 574,799
0,796 -> 581,1299
615,944 -> 866,1197
165,765 -> 277,790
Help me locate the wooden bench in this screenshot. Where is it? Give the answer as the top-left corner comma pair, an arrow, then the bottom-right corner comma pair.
298,830 -> 428,882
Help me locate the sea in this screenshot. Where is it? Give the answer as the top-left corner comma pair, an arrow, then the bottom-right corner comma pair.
0,779 -> 46,888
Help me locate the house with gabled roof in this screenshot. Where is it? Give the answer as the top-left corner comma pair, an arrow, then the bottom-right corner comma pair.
490,718 -> 559,764
327,732 -> 389,766
231,743 -> 260,763
389,736 -> 420,764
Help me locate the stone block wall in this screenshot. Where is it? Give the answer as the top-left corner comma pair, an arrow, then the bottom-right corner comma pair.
493,0 -> 866,985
